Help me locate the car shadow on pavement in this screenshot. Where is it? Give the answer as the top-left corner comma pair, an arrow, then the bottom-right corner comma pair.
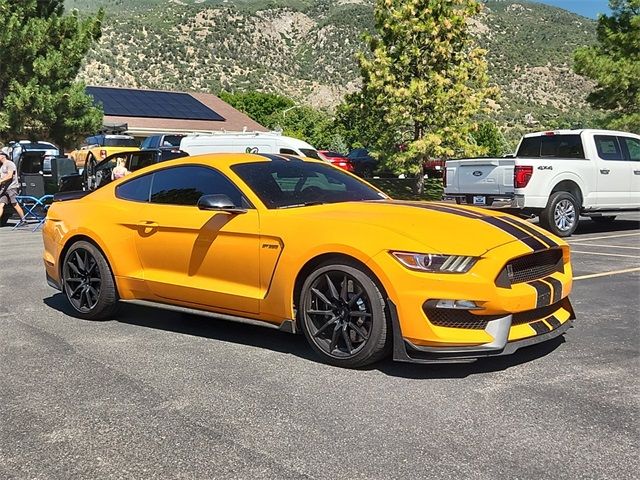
573,217 -> 639,236
44,293 -> 568,378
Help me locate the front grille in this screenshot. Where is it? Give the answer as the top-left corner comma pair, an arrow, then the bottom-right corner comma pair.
496,249 -> 563,287
424,299 -> 567,330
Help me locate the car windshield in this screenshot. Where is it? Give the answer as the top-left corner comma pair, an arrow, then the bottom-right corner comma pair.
104,137 -> 138,147
232,161 -> 386,209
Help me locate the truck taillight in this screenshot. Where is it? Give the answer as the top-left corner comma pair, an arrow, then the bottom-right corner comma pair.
514,165 -> 533,188
100,149 -> 107,160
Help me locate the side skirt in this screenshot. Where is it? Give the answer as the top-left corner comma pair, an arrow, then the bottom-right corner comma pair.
120,299 -> 296,333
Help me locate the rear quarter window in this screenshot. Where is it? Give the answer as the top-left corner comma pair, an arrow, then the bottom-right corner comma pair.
116,174 -> 152,202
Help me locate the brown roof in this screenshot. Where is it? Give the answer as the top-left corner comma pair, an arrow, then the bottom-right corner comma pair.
91,86 -> 268,136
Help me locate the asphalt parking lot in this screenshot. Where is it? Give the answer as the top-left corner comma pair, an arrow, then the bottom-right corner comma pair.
0,214 -> 638,479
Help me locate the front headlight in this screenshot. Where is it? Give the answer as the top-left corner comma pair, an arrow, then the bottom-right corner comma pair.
390,251 -> 478,273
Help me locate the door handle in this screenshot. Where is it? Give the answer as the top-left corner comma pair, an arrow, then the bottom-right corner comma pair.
600,169 -> 610,175
137,221 -> 159,231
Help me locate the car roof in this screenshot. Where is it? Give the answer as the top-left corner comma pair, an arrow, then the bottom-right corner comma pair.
523,129 -> 639,138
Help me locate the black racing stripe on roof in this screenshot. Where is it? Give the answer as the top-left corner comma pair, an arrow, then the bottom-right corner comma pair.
278,154 -> 304,162
499,216 -> 559,248
256,153 -> 291,162
481,217 -> 547,252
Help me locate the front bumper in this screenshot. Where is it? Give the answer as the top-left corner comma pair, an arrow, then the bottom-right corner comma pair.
388,299 -> 575,364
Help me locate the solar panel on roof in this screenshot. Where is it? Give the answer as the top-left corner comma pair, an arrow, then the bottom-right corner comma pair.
86,87 -> 225,121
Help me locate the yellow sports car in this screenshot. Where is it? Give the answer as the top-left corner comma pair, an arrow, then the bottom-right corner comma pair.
42,153 -> 575,367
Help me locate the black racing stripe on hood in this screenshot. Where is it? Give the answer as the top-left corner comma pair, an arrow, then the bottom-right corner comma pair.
372,201 -> 547,251
480,217 -> 548,252
499,216 -> 559,248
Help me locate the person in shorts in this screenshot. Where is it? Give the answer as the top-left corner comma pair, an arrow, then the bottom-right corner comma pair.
0,151 -> 25,221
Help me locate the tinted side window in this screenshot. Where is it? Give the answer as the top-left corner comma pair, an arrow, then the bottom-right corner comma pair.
116,174 -> 152,202
517,137 -> 541,157
595,135 -> 623,160
140,137 -> 152,149
621,137 -> 640,161
280,148 -> 298,155
129,152 -> 156,171
149,166 -> 244,207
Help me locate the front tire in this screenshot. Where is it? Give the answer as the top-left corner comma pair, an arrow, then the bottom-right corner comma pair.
539,191 -> 579,237
62,241 -> 118,320
299,263 -> 390,368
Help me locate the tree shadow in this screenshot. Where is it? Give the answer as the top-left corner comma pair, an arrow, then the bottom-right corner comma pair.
43,293 -> 569,379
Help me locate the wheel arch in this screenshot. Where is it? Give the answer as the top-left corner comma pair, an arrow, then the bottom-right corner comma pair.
549,179 -> 584,208
292,252 -> 390,329
58,234 -> 118,294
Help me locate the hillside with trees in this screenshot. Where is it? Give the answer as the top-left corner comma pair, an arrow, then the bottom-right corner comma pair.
66,0 -> 600,132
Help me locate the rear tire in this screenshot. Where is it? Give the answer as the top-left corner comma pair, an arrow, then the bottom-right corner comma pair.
591,216 -> 616,224
62,241 -> 118,320
299,262 -> 390,368
539,191 -> 579,237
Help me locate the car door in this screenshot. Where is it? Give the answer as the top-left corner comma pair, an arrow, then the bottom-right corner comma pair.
130,165 -> 261,314
593,135 -> 631,208
620,136 -> 640,206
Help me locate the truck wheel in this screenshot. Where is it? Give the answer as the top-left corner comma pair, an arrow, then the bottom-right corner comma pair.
539,191 -> 579,237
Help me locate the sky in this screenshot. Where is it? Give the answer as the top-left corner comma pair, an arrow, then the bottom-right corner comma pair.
532,1 -> 611,18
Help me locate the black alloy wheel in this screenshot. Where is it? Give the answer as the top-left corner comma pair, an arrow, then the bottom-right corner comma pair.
62,241 -> 118,320
300,263 -> 390,367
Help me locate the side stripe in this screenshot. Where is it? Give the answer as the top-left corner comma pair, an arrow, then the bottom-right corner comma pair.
546,315 -> 561,330
499,216 -> 559,248
530,321 -> 551,335
481,217 -> 547,251
529,280 -> 552,307
544,277 -> 563,304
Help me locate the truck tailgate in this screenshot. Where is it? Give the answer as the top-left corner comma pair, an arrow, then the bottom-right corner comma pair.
445,158 -> 515,195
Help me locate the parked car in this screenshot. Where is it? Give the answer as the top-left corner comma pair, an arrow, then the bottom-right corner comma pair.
346,148 -> 379,177
60,148 -> 188,192
140,134 -> 186,150
44,152 -> 574,368
318,150 -> 355,173
7,140 -> 60,173
180,131 -> 322,159
69,134 -> 139,170
444,129 -> 640,236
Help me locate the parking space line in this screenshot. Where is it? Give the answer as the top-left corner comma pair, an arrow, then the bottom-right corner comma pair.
569,243 -> 640,250
571,250 -> 640,259
574,267 -> 640,281
568,232 -> 640,242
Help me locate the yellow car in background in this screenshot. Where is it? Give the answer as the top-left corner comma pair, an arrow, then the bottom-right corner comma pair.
69,134 -> 139,188
42,153 -> 575,367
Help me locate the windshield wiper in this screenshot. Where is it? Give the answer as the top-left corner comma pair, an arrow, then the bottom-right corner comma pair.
278,201 -> 325,209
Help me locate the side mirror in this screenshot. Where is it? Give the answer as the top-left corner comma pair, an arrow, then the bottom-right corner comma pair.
197,194 -> 247,214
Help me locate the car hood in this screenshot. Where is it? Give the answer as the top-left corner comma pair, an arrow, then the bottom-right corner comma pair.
287,200 -> 554,256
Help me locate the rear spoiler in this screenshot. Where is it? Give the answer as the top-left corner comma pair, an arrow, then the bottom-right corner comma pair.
53,190 -> 90,202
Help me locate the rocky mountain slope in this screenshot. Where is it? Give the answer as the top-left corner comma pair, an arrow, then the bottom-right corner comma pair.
67,0 -> 598,127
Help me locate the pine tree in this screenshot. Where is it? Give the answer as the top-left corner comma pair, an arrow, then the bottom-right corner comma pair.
0,1 -> 104,148
574,0 -> 640,132
358,0 -> 498,191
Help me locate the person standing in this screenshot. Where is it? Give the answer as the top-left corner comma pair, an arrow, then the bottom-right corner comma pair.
0,151 -> 25,222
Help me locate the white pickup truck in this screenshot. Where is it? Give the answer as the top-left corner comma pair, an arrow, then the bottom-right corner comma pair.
444,129 -> 640,236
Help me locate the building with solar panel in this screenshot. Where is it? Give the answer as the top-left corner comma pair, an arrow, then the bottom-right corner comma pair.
86,86 -> 267,141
